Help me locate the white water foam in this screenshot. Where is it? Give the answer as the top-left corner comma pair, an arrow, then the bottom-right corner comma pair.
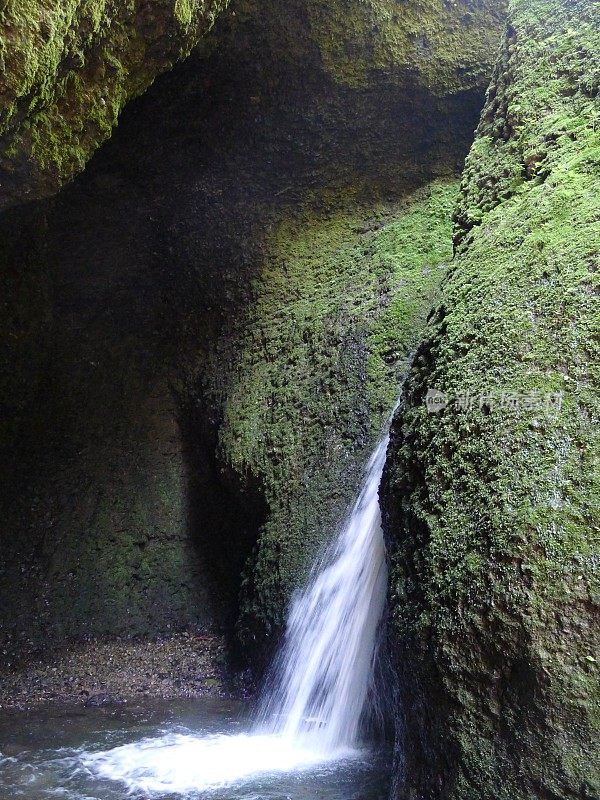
83,732 -> 356,793
81,430 -> 390,794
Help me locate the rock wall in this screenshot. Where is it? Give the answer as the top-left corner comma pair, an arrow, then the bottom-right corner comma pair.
207,181 -> 460,652
0,190 -> 220,663
0,0 -> 506,212
209,0 -> 505,94
382,1 -> 600,796
0,0 -> 228,209
0,0 -> 504,671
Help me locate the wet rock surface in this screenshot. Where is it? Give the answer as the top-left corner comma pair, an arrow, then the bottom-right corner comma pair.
382,1 -> 600,797
0,0 -> 502,672
0,0 -> 229,209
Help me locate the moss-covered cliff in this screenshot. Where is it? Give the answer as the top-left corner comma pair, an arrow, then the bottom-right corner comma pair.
211,0 -> 505,93
0,0 -> 504,669
0,0 -> 506,211
205,181 -> 458,649
382,1 -> 600,797
0,0 -> 228,209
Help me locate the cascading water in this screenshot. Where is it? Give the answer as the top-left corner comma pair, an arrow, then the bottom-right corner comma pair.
256,433 -> 388,752
80,428 -> 391,795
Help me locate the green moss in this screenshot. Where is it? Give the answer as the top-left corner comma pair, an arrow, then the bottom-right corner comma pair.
384,1 -> 600,797
174,0 -> 194,28
0,0 -> 507,208
455,0 -> 600,244
0,0 -> 229,207
304,0 -> 506,93
202,180 -> 457,642
365,188 -> 457,414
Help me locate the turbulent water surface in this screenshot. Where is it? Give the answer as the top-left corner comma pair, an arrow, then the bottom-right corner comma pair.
0,699 -> 390,799
1,432 -> 391,799
256,433 -> 389,750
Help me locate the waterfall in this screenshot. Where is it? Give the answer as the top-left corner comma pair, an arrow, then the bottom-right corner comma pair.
256,433 -> 389,752
82,429 -> 391,794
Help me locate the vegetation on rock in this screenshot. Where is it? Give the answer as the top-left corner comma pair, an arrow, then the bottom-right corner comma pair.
382,1 -> 600,797
1,0 -> 597,795
213,0 -> 506,93
0,0 -> 228,208
207,181 -> 459,646
0,0 -> 501,665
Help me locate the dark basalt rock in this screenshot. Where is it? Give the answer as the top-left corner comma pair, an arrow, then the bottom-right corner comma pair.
0,0 -> 504,672
84,693 -> 125,709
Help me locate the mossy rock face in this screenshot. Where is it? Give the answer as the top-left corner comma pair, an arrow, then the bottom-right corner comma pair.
216,0 -> 506,94
0,199 -> 220,662
302,0 -> 506,93
0,0 -> 228,209
0,0 -> 500,665
199,180 -> 459,650
0,0 -> 506,211
382,1 -> 600,797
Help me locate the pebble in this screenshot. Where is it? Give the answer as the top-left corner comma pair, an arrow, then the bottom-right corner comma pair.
0,632 -> 229,711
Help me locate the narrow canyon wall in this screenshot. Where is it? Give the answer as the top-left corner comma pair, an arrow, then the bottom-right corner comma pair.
382,0 -> 600,796
207,180 -> 459,652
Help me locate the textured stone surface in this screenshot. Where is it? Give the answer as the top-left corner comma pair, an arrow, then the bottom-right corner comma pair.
0,0 -> 504,672
382,1 -> 600,796
0,0 -> 228,209
0,200 -> 220,661
0,0 -> 506,211
213,0 -> 506,93
209,181 -> 460,651
0,633 -> 227,711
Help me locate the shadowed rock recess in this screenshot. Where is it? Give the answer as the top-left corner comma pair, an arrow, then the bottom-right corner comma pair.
0,0 -> 505,677
382,0 -> 600,797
